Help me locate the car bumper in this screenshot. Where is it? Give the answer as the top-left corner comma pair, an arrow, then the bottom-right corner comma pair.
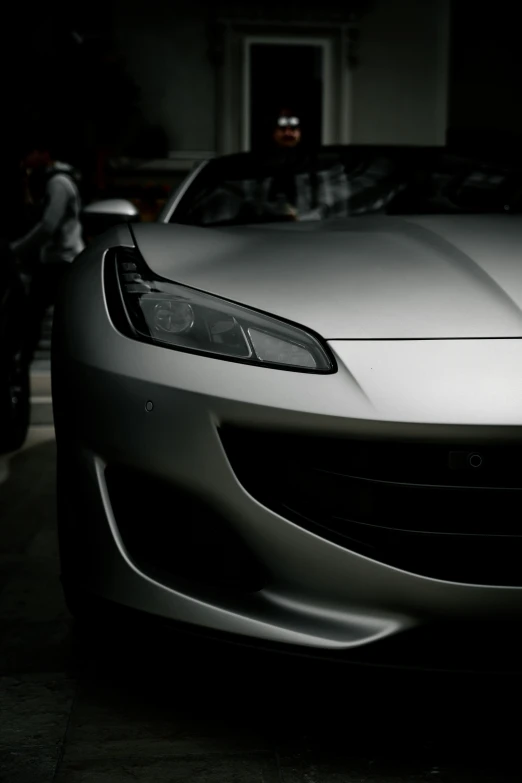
52,250 -> 522,659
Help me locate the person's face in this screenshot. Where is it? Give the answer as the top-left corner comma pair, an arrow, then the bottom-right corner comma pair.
273,116 -> 302,148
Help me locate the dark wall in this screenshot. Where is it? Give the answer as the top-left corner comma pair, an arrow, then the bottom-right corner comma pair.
3,4 -> 143,179
449,1 -> 522,142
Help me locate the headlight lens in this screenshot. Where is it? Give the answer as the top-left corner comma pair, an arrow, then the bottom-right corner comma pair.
114,247 -> 334,372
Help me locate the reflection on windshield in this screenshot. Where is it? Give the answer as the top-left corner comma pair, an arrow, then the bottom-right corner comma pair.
173,150 -> 520,228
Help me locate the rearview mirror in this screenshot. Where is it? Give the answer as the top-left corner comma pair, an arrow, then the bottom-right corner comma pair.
82,198 -> 141,237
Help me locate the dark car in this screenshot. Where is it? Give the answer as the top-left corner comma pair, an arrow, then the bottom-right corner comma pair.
0,239 -> 30,454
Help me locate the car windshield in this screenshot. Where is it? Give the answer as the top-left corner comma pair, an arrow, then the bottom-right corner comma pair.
170,146 -> 522,228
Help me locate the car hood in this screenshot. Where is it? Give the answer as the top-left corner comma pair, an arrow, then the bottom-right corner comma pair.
132,215 -> 522,339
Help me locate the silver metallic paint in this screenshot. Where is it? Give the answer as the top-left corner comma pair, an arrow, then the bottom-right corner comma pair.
133,216 -> 522,339
52,217 -> 522,654
83,198 -> 139,217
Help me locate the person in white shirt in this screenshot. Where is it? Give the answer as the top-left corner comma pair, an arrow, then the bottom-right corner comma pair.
10,140 -> 85,360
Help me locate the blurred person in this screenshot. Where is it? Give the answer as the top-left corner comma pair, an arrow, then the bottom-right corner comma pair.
266,107 -> 321,219
9,139 -> 85,360
272,107 -> 302,150
266,107 -> 405,220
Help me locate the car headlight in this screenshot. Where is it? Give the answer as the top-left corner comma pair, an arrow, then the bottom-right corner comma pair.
111,247 -> 335,373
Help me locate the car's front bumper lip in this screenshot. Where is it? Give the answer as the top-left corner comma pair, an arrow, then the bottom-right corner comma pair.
55,355 -> 522,655
63,440 -> 411,652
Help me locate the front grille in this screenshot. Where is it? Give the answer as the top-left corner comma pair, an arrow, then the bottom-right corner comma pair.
105,465 -> 265,594
219,427 -> 522,586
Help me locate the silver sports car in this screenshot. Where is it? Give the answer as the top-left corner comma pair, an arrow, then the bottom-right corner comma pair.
52,146 -> 522,667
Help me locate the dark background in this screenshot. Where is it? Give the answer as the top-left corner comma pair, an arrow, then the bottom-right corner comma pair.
4,1 -> 522,159
249,43 -> 324,151
2,0 -> 522,208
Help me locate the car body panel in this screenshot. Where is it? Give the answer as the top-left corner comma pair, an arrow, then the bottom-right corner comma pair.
333,339 -> 522,426
133,216 -> 522,339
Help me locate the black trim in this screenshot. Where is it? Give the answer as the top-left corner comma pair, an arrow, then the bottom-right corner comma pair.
219,426 -> 522,587
102,248 -> 136,338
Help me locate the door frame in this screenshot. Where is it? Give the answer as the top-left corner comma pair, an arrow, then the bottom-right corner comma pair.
215,22 -> 353,155
241,35 -> 335,152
